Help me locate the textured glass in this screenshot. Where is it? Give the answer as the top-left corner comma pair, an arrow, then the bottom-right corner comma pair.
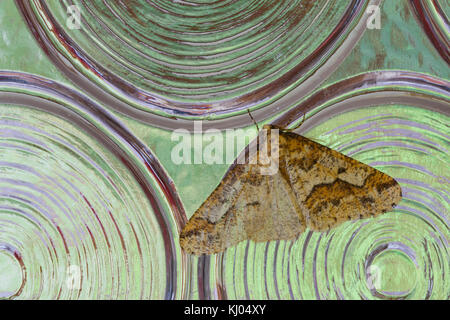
0,0 -> 448,300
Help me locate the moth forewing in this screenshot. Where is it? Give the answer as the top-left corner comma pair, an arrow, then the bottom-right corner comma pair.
179,124 -> 402,255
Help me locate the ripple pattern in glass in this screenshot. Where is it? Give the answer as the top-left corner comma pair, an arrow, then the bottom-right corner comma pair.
199,71 -> 450,300
0,72 -> 186,299
214,105 -> 448,300
18,0 -> 368,122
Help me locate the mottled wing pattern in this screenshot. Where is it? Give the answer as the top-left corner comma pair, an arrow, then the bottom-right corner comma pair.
244,167 -> 305,242
179,162 -> 251,255
180,125 -> 402,255
179,161 -> 305,255
278,127 -> 402,232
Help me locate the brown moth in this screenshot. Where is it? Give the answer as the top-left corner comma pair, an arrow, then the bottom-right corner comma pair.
180,124 -> 402,255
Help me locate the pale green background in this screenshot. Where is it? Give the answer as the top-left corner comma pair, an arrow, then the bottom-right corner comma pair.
0,0 -> 448,214
0,0 -> 448,299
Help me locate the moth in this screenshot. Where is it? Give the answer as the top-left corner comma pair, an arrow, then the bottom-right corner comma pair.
180,122 -> 402,255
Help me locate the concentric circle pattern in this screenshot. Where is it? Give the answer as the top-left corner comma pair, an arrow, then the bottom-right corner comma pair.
0,72 -> 185,299
2,1 -> 449,301
209,72 -> 449,300
19,0 -> 367,123
411,0 -> 449,64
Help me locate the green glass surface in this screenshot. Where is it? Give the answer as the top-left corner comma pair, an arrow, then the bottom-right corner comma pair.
0,0 -> 448,300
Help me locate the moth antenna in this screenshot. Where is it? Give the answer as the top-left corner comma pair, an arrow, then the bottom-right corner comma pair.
247,109 -> 259,131
281,112 -> 307,132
